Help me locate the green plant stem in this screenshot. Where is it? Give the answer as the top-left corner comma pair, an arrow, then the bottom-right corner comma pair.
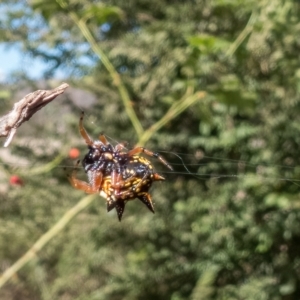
137,91 -> 206,146
0,193 -> 100,289
55,0 -> 144,138
226,10 -> 257,57
26,152 -> 65,175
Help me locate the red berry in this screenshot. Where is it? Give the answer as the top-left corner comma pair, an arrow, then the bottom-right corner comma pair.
69,148 -> 80,159
9,175 -> 23,186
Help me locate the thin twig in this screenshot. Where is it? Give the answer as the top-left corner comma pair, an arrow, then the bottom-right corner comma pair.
27,152 -> 66,175
56,0 -> 144,138
0,83 -> 69,147
137,91 -> 206,146
225,10 -> 257,57
0,193 -> 104,289
72,16 -> 144,138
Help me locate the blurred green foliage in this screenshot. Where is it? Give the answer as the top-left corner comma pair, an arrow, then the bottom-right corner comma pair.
1,0 -> 300,299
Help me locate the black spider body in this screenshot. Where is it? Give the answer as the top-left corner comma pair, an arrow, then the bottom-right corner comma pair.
82,144 -> 116,175
82,142 -> 132,176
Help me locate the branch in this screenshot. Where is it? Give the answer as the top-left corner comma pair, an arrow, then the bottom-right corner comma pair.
225,10 -> 257,57
54,0 -> 144,138
137,91 -> 206,146
0,83 -> 69,147
0,194 -> 104,289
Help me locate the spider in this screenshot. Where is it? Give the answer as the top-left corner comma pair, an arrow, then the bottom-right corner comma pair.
101,159 -> 166,221
68,112 -> 173,220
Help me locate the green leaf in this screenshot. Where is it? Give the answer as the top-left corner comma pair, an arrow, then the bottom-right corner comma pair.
80,4 -> 124,24
30,0 -> 64,20
187,34 -> 230,54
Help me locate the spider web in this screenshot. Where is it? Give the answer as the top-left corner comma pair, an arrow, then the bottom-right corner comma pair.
0,101 -> 300,187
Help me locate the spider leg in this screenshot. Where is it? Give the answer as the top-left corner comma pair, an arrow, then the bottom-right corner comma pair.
99,134 -> 108,145
111,171 -> 148,199
79,112 -> 94,146
111,169 -> 125,190
68,177 -> 98,194
110,169 -> 142,194
115,142 -> 128,152
68,160 -> 103,194
112,167 -> 161,196
111,167 -> 143,193
107,170 -> 132,215
87,170 -> 103,191
127,147 -> 173,170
